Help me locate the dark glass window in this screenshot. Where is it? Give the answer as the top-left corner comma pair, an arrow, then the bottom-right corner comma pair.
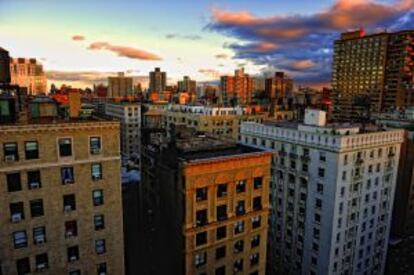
250,253 -> 259,266
90,137 -> 101,154
196,231 -> 207,246
10,202 -> 24,222
217,205 -> 227,221
97,263 -> 107,275
91,163 -> 102,180
94,215 -> 105,230
217,183 -> 227,197
215,266 -> 225,275
7,172 -> 21,192
93,190 -> 104,206
13,231 -> 28,249
4,143 -> 18,161
30,199 -> 44,217
25,141 -> 39,160
95,239 -> 106,255
196,187 -> 208,201
216,246 -> 226,260
28,170 -> 41,189
234,239 -> 244,253
236,201 -> 245,216
63,194 -> 76,211
65,220 -> 78,238
59,138 -> 72,157
251,235 -> 260,247
216,226 -> 227,240
61,167 -> 74,184
236,180 -> 246,193
33,226 -> 46,244
16,258 -> 30,275
67,246 -> 79,262
234,259 -> 243,272
234,221 -> 244,234
196,209 -> 208,226
253,197 -> 262,211
35,253 -> 48,271
253,177 -> 262,189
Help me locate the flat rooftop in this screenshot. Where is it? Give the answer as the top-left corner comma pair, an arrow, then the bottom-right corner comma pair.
178,143 -> 265,161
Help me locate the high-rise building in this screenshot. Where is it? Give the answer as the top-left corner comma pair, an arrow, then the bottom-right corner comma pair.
265,72 -> 293,102
149,67 -> 166,93
108,72 -> 133,98
241,109 -> 404,275
105,102 -> 141,159
140,126 -> 271,275
178,76 -> 196,94
332,29 -> 414,121
0,47 -> 11,84
0,100 -> 124,275
9,58 -> 47,95
220,68 -> 254,106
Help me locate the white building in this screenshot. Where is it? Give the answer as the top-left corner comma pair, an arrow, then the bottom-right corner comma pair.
105,102 -> 141,159
240,109 -> 404,275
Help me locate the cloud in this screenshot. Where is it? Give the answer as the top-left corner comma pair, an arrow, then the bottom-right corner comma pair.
165,33 -> 202,40
87,41 -> 162,61
72,35 -> 85,41
215,53 -> 229,59
206,0 -> 414,85
198,69 -> 221,78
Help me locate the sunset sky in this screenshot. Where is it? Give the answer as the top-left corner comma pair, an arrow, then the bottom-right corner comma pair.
0,0 -> 412,88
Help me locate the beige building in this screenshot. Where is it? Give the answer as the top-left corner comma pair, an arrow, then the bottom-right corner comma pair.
0,119 -> 124,275
108,72 -> 133,98
10,58 -> 47,95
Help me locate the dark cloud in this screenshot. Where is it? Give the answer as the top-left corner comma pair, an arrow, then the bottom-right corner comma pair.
206,0 -> 414,85
87,42 -> 162,61
72,35 -> 85,41
165,33 -> 202,40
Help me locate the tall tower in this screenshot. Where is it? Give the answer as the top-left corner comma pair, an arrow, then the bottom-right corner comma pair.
149,67 -> 166,93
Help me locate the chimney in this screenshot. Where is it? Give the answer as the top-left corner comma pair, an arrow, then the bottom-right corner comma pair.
68,90 -> 81,118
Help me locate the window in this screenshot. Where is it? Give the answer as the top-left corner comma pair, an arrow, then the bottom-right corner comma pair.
4,143 -> 18,161
61,167 -> 75,184
319,152 -> 326,162
315,199 -> 322,210
216,226 -> 226,240
97,263 -> 107,275
252,216 -> 261,229
250,253 -> 259,266
196,232 -> 207,246
215,266 -> 225,275
58,138 -> 72,157
25,141 -> 39,159
67,246 -> 79,262
217,205 -> 227,221
28,170 -> 41,189
7,172 -> 21,192
63,194 -> 76,212
196,187 -> 208,201
195,252 -> 206,268
318,168 -> 325,178
65,221 -> 78,238
236,201 -> 245,216
217,184 -> 227,197
254,177 -> 262,189
30,199 -> 44,217
91,163 -> 102,180
69,270 -> 81,275
13,231 -> 28,248
234,239 -> 244,253
33,226 -> 46,244
234,221 -> 244,234
251,235 -> 260,247
16,258 -> 30,275
317,183 -> 323,194
95,239 -> 106,254
94,215 -> 105,230
253,197 -> 262,211
196,209 -> 208,226
216,246 -> 226,260
236,180 -> 246,193
90,137 -> 101,154
234,259 -> 243,272
10,202 -> 24,222
35,253 -> 48,271
93,190 -> 104,206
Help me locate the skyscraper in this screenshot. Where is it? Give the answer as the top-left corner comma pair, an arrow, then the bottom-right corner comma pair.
107,72 -> 133,98
332,29 -> 414,121
9,58 -> 47,95
241,109 -> 404,275
149,67 -> 166,93
220,68 -> 254,106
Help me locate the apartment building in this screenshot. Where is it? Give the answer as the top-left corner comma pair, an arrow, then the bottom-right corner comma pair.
108,72 -> 133,98
105,102 -> 141,159
140,127 -> 271,275
149,67 -> 166,94
240,109 -> 404,275
332,29 -> 414,121
163,105 -> 266,141
9,58 -> 47,95
220,68 -> 254,106
0,116 -> 124,275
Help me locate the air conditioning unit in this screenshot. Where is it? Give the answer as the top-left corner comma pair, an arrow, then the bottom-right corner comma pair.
30,182 -> 40,189
11,213 -> 22,223
92,148 -> 101,155
35,236 -> 45,244
99,273 -> 107,275
66,231 -> 73,238
64,179 -> 72,184
5,155 -> 15,161
92,174 -> 101,180
36,263 -> 46,271
64,205 -> 72,212
69,256 -> 77,262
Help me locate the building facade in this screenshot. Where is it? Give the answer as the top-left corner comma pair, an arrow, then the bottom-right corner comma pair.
220,68 -> 254,106
149,67 -> 166,94
10,58 -> 47,95
105,102 -> 141,159
178,76 -> 196,94
332,30 -> 414,121
0,120 -> 124,275
265,72 -> 293,102
140,128 -> 271,275
108,72 -> 133,98
0,47 -> 11,84
241,109 -> 404,275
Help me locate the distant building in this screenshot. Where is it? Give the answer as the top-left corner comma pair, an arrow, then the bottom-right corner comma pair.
105,102 -> 141,159
0,47 -> 11,84
141,126 -> 271,275
149,67 -> 166,93
108,72 -> 133,98
220,68 -> 254,106
241,109 -> 404,275
10,58 -> 47,95
332,29 -> 414,121
178,76 -> 196,94
265,72 -> 293,101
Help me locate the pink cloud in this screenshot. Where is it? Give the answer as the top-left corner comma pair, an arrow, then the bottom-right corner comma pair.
87,41 -> 162,61
72,35 -> 85,41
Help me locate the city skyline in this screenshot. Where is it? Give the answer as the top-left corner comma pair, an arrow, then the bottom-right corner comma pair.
1,0 -> 412,88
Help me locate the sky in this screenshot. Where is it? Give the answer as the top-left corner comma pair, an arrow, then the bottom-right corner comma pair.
0,0 -> 413,88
